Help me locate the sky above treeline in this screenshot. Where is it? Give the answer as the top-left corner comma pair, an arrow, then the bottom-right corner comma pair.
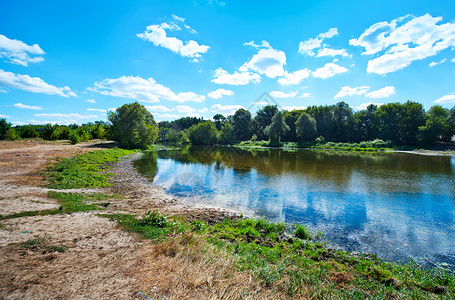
1,0 -> 455,125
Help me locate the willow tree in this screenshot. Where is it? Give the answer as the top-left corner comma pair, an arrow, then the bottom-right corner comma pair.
108,102 -> 158,149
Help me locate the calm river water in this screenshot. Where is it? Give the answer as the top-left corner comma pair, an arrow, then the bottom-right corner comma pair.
134,146 -> 455,267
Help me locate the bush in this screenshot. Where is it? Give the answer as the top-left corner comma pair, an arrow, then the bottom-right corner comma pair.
20,125 -> 38,138
218,123 -> 236,145
5,128 -> 19,140
68,131 -> 80,144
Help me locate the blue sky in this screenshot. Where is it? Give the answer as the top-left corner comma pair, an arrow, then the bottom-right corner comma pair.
1,0 -> 455,125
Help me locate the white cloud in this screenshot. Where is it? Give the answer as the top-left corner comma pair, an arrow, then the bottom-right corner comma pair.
14,102 -> 42,110
211,68 -> 261,85
365,86 -> 396,98
11,121 -> 26,126
34,113 -> 99,124
334,85 -> 370,99
300,92 -> 311,98
207,88 -> 234,99
282,106 -> 307,111
356,102 -> 385,110
0,114 -> 10,118
270,91 -> 298,98
243,47 -> 286,78
429,58 -> 446,67
0,69 -> 75,97
89,75 -> 205,103
145,105 -> 173,112
350,14 -> 455,74
435,93 -> 455,104
137,21 -> 209,60
278,69 -> 310,85
252,101 -> 269,106
312,63 -> 348,79
316,48 -> 349,57
86,108 -> 106,113
0,34 -> 44,66
155,113 -> 181,119
86,99 -> 96,104
298,28 -> 338,56
175,105 -> 197,114
452,58 -> 455,63
210,104 -> 244,115
244,40 -> 271,49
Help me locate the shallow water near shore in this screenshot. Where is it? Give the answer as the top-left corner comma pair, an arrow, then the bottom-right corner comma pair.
134,146 -> 455,268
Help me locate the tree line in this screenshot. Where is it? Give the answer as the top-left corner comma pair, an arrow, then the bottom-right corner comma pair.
1,101 -> 454,149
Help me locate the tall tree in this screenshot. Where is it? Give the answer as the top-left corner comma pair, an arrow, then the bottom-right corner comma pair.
264,111 -> 289,146
0,118 -> 11,140
188,121 -> 218,145
295,112 -> 317,142
283,110 -> 305,142
233,108 -> 253,141
253,105 -> 278,140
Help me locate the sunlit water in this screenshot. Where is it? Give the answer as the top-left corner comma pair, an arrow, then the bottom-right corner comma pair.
134,146 -> 455,267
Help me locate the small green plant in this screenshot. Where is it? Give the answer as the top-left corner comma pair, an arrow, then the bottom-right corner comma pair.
138,210 -> 168,228
191,220 -> 206,232
295,224 -> 312,240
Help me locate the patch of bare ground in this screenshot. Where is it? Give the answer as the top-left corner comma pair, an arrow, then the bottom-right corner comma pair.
0,140 -> 246,299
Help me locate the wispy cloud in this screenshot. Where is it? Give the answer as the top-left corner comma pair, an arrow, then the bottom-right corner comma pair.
278,69 -> 310,85
211,68 -> 260,85
86,108 -> 106,113
210,104 -> 244,115
298,28 -> 339,56
435,93 -> 455,104
0,69 -> 76,97
429,58 -> 446,67
14,102 -> 42,110
312,63 -> 348,79
334,86 -> 369,99
270,91 -> 298,98
0,34 -> 44,66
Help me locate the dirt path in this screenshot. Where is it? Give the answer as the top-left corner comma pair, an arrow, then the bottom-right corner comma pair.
0,140 -> 241,300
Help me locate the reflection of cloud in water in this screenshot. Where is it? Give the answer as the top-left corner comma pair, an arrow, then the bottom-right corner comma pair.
143,148 -> 455,265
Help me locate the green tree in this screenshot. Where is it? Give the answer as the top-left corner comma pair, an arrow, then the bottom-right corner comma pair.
264,111 -> 289,146
218,123 -> 236,145
233,108 -> 253,141
108,102 -> 158,149
283,110 -> 304,142
333,101 -> 353,142
5,128 -> 19,140
295,112 -> 317,142
418,105 -> 451,146
213,114 -> 226,130
398,101 -> 425,146
0,118 -> 12,140
188,121 -> 218,145
253,105 -> 278,140
19,125 -> 38,138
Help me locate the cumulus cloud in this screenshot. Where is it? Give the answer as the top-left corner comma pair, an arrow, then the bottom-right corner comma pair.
312,63 -> 348,79
14,102 -> 42,110
155,113 -> 181,119
89,75 -> 205,103
356,102 -> 385,110
207,88 -> 234,99
452,58 -> 455,63
175,105 -> 197,114
0,69 -> 75,97
435,93 -> 455,104
334,86 -> 370,99
365,86 -> 396,98
211,68 -> 260,85
210,104 -> 244,115
298,28 -> 338,56
270,91 -> 298,98
277,69 -> 310,85
86,99 -> 96,103
243,47 -> 286,78
350,14 -> 455,74
429,58 -> 446,67
137,19 -> 209,60
34,113 -> 98,123
0,34 -> 44,66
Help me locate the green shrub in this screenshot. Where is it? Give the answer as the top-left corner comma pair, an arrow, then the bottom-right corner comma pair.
138,210 -> 168,228
295,224 -> 312,240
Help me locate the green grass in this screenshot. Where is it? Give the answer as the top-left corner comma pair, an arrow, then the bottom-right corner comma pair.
44,148 -> 137,189
20,237 -> 66,253
0,192 -> 115,220
105,212 -> 455,299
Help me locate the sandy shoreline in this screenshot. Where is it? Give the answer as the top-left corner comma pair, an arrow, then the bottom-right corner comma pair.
0,140 -> 240,299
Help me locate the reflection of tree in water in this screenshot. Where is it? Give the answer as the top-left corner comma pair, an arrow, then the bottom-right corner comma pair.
133,151 -> 158,180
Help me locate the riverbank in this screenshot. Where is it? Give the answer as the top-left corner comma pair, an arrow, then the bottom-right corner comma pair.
1,140 -> 454,299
